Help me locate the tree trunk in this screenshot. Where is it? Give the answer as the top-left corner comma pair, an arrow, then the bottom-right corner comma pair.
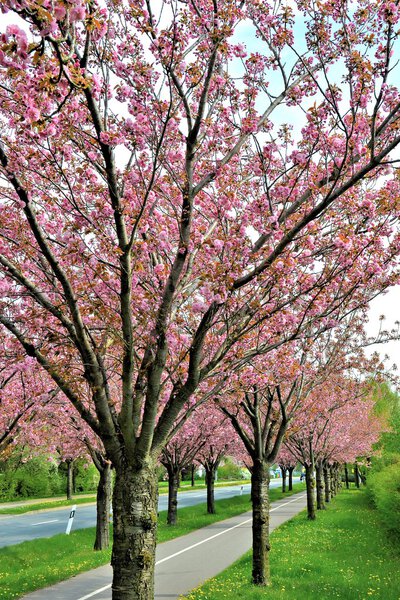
205,464 -> 216,514
305,464 -> 316,520
191,463 -> 195,487
323,463 -> 331,503
111,461 -> 158,600
251,460 -> 271,586
344,464 -> 349,489
315,462 -> 325,510
66,459 -> 74,500
354,463 -> 360,488
288,466 -> 294,491
281,467 -> 287,493
166,465 -> 180,525
94,461 -> 112,551
333,464 -> 341,494
330,466 -> 336,497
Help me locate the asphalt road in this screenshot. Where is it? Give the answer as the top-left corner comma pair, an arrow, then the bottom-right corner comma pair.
22,491 -> 307,600
0,479 -> 296,548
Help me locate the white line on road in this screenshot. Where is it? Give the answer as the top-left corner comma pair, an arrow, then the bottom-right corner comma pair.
76,494 -> 306,600
76,585 -> 112,600
32,519 -> 59,526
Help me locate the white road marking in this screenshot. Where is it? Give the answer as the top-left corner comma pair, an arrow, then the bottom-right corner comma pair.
76,493 -> 306,600
156,493 -> 306,566
76,585 -> 112,600
32,519 -> 59,526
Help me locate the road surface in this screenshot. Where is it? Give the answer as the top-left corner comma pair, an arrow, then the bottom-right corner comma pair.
0,479 -> 297,547
22,491 -> 307,600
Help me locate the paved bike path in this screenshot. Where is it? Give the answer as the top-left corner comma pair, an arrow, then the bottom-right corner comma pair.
22,492 -> 307,600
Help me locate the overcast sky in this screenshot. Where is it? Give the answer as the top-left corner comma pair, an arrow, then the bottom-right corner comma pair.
366,287 -> 400,368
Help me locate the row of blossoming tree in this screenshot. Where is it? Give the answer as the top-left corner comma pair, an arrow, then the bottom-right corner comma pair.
1,0 -> 400,598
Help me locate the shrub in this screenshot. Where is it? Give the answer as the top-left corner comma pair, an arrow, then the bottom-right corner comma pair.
367,458 -> 400,541
73,461 -> 99,493
0,454 -> 64,500
217,457 -> 243,481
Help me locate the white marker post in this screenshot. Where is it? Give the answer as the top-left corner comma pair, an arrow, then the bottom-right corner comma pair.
66,505 -> 77,535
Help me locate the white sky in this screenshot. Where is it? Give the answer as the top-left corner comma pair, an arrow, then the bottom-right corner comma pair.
365,287 -> 400,368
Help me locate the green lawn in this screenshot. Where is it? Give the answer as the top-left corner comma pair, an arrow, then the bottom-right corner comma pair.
0,480 -> 252,515
0,483 -> 304,599
184,489 -> 400,600
0,496 -> 98,515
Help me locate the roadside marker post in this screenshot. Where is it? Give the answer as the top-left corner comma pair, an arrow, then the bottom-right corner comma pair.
66,505 -> 77,535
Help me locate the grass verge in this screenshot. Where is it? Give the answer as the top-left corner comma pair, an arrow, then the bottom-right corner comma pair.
0,483 -> 305,599
0,496 -> 98,515
0,480 -> 253,515
184,488 -> 400,600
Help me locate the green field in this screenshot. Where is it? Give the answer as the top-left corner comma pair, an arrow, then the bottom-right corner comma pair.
184,489 -> 400,600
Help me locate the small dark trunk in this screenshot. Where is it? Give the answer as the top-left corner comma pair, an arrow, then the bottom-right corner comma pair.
111,460 -> 158,600
94,461 -> 112,551
305,464 -> 316,520
205,464 -> 216,514
330,466 -> 336,497
344,464 -> 349,489
166,465 -> 179,525
281,467 -> 287,493
323,464 -> 331,503
288,466 -> 294,491
66,459 -> 74,500
191,464 -> 195,487
354,463 -> 360,488
251,460 -> 271,586
334,464 -> 341,494
316,462 -> 325,510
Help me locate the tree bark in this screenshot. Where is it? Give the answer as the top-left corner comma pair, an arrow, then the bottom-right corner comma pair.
94,461 -> 112,551
205,464 -> 216,514
166,464 -> 180,525
330,465 -> 336,497
344,463 -> 349,489
251,460 -> 271,585
66,459 -> 74,500
333,464 -> 341,494
315,462 -> 325,510
288,466 -> 294,491
323,463 -> 330,503
305,464 -> 316,520
281,467 -> 287,493
354,463 -> 360,488
191,463 -> 195,487
111,461 -> 158,600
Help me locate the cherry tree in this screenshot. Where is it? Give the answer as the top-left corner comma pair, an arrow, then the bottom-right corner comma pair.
195,406 -> 240,514
0,336 -> 57,455
160,415 -> 207,526
215,313 -> 378,583
37,400 -> 113,549
215,342 -> 308,585
276,446 -> 297,492
285,374 -> 382,517
2,2 -> 400,598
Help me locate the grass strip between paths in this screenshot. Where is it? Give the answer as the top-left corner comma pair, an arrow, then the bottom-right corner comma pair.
183,488 -> 400,600
0,496 -> 98,515
0,483 -> 305,599
0,480 -> 253,515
